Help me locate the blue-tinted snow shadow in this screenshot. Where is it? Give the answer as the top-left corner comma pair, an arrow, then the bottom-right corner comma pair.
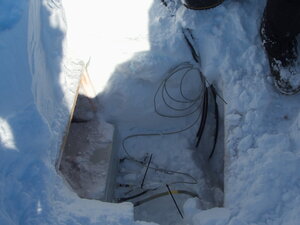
96,1 -> 227,224
0,1 -> 70,224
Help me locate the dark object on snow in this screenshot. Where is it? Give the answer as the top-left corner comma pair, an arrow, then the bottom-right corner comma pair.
133,189 -> 198,207
182,28 -> 201,63
195,87 -> 208,148
140,154 -> 153,189
181,29 -> 222,159
166,185 -> 184,219
195,85 -> 220,160
208,85 -> 219,160
261,0 -> 300,95
181,0 -> 224,10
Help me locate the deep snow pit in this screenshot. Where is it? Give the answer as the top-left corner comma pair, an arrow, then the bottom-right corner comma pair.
58,1 -> 226,223
109,63 -> 225,225
57,61 -> 225,225
58,70 -> 114,201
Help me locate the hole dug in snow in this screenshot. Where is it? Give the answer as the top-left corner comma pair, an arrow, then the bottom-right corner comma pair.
56,63 -> 225,225
57,69 -> 114,201
113,64 -> 225,225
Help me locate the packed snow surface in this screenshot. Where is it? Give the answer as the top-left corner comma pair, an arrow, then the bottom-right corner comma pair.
1,0 -> 300,224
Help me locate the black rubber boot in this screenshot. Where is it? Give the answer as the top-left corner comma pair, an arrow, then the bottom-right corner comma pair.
181,0 -> 224,10
260,0 -> 300,95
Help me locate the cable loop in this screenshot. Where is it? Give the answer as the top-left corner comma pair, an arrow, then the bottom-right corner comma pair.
121,62 -> 206,191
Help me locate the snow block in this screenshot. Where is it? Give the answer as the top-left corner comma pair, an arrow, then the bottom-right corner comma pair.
192,207 -> 230,225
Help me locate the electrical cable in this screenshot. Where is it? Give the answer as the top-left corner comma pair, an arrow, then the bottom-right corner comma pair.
182,28 -> 201,64
209,85 -> 219,160
117,12 -> 226,205
141,154 -> 153,189
166,184 -> 184,219
195,86 -> 208,147
121,62 -> 205,189
133,189 -> 199,207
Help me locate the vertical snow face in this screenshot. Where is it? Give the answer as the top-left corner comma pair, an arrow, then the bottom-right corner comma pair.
27,0 -> 81,135
0,0 -> 141,224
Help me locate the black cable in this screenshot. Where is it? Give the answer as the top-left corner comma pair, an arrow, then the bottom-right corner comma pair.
182,28 -> 201,64
141,154 -> 153,189
117,189 -> 156,203
196,86 -> 208,147
133,189 -> 199,207
154,62 -> 205,118
118,7 -> 226,200
209,85 -> 219,160
121,62 -> 205,188
166,184 -> 184,219
115,0 -> 228,215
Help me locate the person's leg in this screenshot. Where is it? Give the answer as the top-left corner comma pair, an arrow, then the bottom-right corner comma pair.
261,0 -> 300,94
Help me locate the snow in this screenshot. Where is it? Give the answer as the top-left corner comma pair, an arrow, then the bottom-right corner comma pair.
1,0 -> 300,224
63,0 -> 152,94
192,207 -> 230,225
0,118 -> 17,150
0,0 -> 143,224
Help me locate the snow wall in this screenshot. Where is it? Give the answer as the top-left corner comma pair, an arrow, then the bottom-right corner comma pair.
0,0 -> 139,224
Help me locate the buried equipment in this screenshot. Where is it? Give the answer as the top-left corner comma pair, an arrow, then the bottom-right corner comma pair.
116,28 -> 225,218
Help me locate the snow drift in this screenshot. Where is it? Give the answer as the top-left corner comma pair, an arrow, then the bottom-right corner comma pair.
0,0 -> 140,224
